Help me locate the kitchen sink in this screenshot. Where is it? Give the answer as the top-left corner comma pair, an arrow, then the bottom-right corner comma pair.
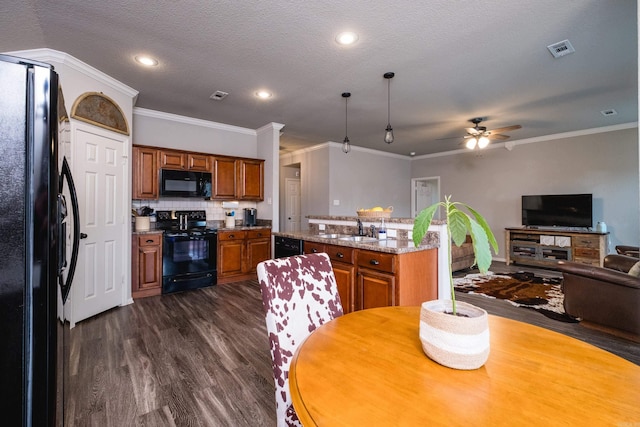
317,233 -> 350,239
338,236 -> 379,243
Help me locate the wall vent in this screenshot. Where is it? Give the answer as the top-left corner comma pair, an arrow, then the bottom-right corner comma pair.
210,90 -> 229,101
600,109 -> 618,117
547,40 -> 575,58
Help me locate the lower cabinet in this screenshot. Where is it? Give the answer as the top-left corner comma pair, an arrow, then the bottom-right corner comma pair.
218,228 -> 271,284
131,232 -> 163,298
303,241 -> 437,313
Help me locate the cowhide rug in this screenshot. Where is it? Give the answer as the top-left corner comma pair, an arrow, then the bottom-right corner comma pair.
453,271 -> 578,323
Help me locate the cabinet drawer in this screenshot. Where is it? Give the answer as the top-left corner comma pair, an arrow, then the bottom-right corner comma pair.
574,247 -> 599,259
137,233 -> 161,247
325,244 -> 354,264
304,241 -> 325,255
247,229 -> 271,240
218,230 -> 247,241
357,250 -> 395,273
573,257 -> 600,266
573,236 -> 600,248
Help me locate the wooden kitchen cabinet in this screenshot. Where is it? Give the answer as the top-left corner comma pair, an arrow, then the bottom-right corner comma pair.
218,228 -> 272,283
303,241 -> 356,314
302,240 -> 438,312
159,149 -> 186,170
211,156 -> 237,199
132,146 -> 158,199
131,232 -> 163,298
187,153 -> 210,171
237,158 -> 264,200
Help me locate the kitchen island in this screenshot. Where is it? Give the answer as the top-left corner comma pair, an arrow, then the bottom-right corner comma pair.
273,227 -> 444,313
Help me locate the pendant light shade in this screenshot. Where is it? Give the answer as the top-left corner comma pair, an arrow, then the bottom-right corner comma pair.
384,72 -> 395,144
342,92 -> 351,154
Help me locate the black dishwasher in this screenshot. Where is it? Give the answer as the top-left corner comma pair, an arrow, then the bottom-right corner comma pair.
274,236 -> 303,258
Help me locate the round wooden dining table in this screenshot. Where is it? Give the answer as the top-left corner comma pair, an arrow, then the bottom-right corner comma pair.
289,306 -> 640,426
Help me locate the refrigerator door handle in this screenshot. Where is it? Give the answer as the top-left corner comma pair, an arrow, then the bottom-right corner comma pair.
58,156 -> 80,303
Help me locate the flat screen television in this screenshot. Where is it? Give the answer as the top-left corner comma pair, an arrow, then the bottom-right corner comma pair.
521,194 -> 593,228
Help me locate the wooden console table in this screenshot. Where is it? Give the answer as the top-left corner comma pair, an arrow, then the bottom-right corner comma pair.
289,306 -> 640,425
505,227 -> 608,267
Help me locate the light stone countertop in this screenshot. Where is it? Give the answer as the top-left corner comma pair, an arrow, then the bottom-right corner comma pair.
273,231 -> 439,255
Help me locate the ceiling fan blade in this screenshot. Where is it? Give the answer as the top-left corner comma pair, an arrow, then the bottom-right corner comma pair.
465,127 -> 480,134
488,124 -> 521,134
489,133 -> 510,140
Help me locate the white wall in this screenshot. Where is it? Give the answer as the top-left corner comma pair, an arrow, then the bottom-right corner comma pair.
133,108 -> 257,157
411,127 -> 639,259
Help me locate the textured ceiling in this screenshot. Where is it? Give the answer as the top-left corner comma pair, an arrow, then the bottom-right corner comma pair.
1,0 -> 637,155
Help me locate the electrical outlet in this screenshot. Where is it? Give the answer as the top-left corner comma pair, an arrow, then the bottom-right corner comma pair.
333,200 -> 340,206
408,231 -> 413,240
387,229 -> 397,238
319,224 -> 326,231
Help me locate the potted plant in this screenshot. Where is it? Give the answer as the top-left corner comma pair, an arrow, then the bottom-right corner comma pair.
412,195 -> 498,369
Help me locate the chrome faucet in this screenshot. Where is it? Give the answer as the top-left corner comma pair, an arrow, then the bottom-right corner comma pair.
357,219 -> 364,236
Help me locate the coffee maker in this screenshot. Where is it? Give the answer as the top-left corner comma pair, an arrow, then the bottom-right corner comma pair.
244,208 -> 257,226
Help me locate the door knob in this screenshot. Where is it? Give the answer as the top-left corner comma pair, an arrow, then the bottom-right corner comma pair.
80,233 -> 88,239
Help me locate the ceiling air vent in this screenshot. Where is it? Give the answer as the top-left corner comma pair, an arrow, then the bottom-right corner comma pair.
601,109 -> 618,117
547,39 -> 575,58
210,90 -> 229,101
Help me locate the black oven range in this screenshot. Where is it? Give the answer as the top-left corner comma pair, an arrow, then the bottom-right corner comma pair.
155,210 -> 217,294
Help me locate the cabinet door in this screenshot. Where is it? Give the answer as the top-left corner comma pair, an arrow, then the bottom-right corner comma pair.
304,241 -> 326,255
237,159 -> 264,200
159,150 -> 186,170
132,146 -> 158,199
132,233 -> 162,298
357,268 -> 395,310
246,238 -> 271,274
212,157 -> 237,199
187,153 -> 210,171
218,240 -> 245,277
332,261 -> 355,314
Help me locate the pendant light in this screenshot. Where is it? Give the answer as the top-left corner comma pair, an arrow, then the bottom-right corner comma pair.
342,92 -> 351,154
383,72 -> 395,144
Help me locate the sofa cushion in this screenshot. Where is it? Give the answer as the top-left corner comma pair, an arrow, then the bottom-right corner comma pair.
629,261 -> 640,277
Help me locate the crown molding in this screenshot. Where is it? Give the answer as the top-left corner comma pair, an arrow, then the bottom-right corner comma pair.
4,48 -> 139,100
133,107 -> 256,135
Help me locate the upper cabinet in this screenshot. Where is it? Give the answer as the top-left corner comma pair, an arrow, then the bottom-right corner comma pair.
237,158 -> 264,201
212,156 -> 237,200
132,146 -> 158,199
132,145 -> 264,201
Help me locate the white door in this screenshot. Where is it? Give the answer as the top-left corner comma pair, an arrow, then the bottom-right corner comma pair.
69,123 -> 128,325
411,177 -> 440,219
285,178 -> 301,232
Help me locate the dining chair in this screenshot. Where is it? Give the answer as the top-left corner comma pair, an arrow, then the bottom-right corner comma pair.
257,253 -> 343,427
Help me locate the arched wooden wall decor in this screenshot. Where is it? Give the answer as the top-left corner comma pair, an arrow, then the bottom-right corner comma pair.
70,92 -> 129,135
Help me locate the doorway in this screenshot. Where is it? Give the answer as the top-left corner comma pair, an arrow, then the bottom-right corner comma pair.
411,177 -> 440,219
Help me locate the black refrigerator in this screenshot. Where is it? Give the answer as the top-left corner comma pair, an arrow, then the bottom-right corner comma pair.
0,54 -> 79,426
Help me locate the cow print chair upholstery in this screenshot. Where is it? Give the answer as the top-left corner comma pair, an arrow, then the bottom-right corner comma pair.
257,253 -> 344,427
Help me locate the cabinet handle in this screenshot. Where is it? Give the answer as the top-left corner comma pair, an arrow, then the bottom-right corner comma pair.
337,252 -> 344,258
257,233 -> 262,237
146,239 -> 154,243
312,248 -> 318,253
369,259 -> 380,265
229,234 -> 234,238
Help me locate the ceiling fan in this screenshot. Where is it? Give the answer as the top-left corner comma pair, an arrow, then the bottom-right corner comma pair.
463,117 -> 521,149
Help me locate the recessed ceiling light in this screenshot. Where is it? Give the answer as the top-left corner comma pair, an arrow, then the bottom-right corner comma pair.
256,90 -> 272,99
336,32 -> 359,46
135,55 -> 158,67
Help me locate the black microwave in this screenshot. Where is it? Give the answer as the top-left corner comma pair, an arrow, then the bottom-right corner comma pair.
160,169 -> 212,198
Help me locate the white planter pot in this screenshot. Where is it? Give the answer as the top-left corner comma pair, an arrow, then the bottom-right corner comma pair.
419,300 -> 490,370
135,216 -> 150,232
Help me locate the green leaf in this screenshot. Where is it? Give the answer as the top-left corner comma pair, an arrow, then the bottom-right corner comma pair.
412,203 -> 440,247
468,219 -> 492,273
448,209 -> 468,246
464,204 -> 499,254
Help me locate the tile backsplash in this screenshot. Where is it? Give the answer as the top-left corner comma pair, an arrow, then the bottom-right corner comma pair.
132,198 -> 257,222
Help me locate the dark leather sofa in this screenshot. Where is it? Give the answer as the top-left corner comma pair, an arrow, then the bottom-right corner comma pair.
556,255 -> 640,342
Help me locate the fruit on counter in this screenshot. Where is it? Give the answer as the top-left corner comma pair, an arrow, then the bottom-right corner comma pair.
371,206 -> 384,212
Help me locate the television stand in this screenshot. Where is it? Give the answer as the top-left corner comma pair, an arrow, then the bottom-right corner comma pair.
505,227 -> 608,268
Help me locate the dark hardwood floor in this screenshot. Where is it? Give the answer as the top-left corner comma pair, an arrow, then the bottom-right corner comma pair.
66,262 -> 640,426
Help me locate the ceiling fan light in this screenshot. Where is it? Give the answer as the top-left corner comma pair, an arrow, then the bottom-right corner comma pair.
466,137 -> 477,149
478,136 -> 490,149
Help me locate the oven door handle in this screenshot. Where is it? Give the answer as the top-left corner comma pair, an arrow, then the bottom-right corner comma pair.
167,272 -> 214,283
